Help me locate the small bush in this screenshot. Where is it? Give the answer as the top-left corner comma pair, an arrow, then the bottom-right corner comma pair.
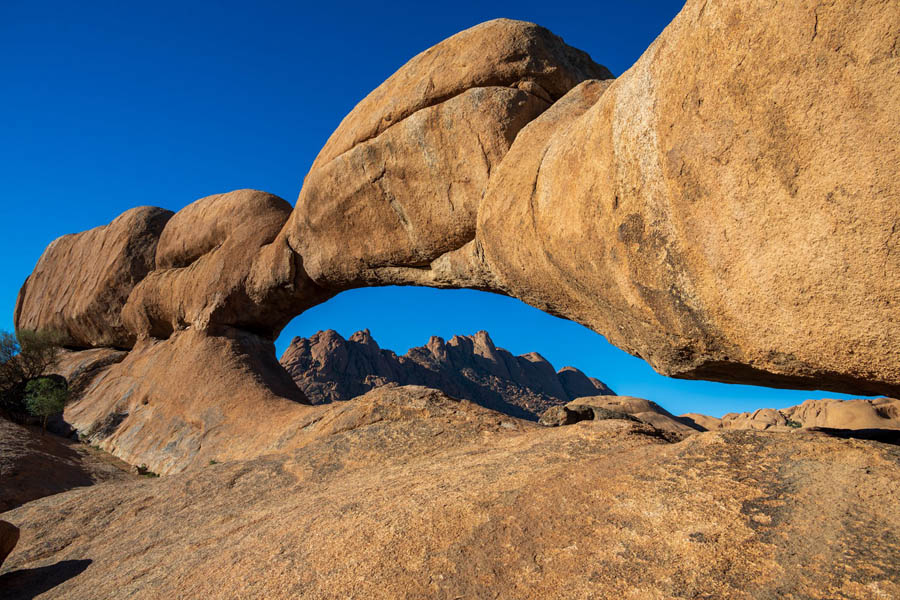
1,329 -> 65,420
786,419 -> 802,429
135,464 -> 159,478
25,376 -> 68,433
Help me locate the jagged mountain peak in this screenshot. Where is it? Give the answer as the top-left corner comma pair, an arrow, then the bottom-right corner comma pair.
279,330 -> 614,420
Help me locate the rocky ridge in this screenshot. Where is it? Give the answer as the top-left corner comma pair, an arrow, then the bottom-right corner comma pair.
279,329 -> 613,419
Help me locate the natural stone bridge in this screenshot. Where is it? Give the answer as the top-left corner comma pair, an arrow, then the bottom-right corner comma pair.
14,0 -> 900,472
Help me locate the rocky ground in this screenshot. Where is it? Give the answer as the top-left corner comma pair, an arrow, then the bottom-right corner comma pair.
0,419 -> 133,513
2,386 -> 899,599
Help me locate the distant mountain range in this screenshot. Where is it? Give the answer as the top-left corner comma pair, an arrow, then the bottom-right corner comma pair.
279,329 -> 614,420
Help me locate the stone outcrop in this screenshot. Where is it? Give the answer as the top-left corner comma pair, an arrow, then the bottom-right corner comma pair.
279,329 -> 613,419
14,206 -> 172,348
683,397 -> 900,433
3,387 -> 899,599
0,419 -> 132,512
287,19 -> 611,290
786,397 -> 900,430
281,3 -> 900,397
478,1 -> 900,395
48,348 -> 128,403
539,395 -> 701,435
63,328 -> 312,474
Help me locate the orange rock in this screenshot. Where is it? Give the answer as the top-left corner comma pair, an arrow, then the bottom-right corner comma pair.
478,1 -> 900,396
5,395 -> 900,599
784,398 -> 900,430
286,19 -> 611,289
123,189 -> 329,341
309,19 -> 611,171
63,328 -> 311,474
14,206 -> 172,348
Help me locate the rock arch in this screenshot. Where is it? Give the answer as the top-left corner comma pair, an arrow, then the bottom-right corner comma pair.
14,3 -> 900,471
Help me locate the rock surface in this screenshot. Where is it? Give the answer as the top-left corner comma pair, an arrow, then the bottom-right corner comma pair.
286,19 -> 612,289
62,328 -> 312,475
478,1 -> 900,397
0,419 -> 132,512
14,2 -> 900,453
539,394 -> 701,435
14,206 -> 172,348
123,189 -> 329,341
2,387 -> 899,599
280,3 -> 900,396
683,397 -> 900,433
0,521 -> 18,569
48,348 -> 128,403
279,329 -> 613,419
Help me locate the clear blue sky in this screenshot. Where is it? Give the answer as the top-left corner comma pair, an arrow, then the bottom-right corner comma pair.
1,0 -> 864,417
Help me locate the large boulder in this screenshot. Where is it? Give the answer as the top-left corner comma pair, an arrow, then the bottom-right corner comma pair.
309,19 -> 612,172
539,395 -> 700,435
686,397 -> 900,433
286,19 -> 612,289
784,398 -> 900,430
479,0 -> 900,396
123,190 -> 330,341
8,399 -> 900,599
13,2 -> 900,474
14,206 -> 172,348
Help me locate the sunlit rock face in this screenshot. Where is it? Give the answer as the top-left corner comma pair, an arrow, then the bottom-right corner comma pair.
122,189 -> 331,342
286,4 -> 900,397
285,19 -> 612,290
14,206 -> 172,349
477,1 -> 900,394
14,2 -> 900,471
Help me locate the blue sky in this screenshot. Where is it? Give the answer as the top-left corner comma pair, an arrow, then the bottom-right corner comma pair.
1,0 -> 864,417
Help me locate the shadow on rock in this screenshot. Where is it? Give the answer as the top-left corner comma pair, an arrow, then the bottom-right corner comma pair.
803,427 -> 900,447
0,559 -> 92,599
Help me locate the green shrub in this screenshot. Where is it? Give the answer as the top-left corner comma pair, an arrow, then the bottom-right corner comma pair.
0,329 -> 65,420
136,464 -> 159,478
25,376 -> 68,433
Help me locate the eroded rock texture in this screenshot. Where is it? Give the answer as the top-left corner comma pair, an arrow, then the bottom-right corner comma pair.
682,397 -> 900,433
280,329 -> 613,419
63,328 -> 311,474
0,419 -> 132,512
286,4 -> 900,396
123,189 -> 329,341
